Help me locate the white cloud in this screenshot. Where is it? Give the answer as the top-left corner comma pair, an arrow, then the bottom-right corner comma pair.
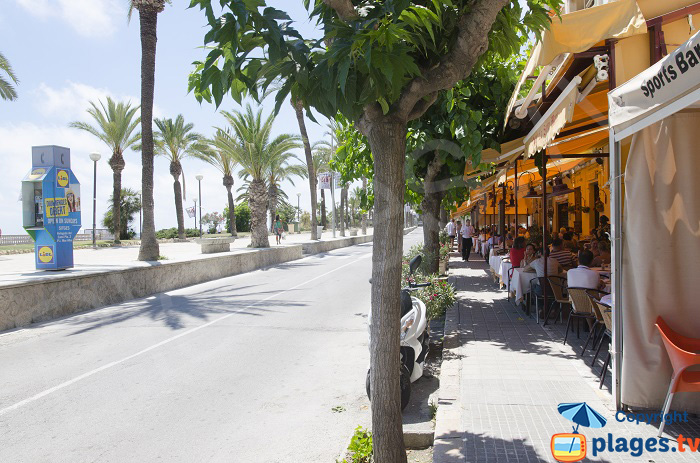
15,0 -> 124,38
33,81 -> 162,123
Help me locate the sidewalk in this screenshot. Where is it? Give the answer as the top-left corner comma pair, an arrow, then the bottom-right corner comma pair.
433,253 -> 700,463
0,228 -> 374,287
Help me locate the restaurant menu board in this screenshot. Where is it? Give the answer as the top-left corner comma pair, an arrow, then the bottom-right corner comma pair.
22,146 -> 81,270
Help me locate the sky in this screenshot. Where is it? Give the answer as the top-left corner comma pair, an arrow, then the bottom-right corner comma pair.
0,0 -> 333,235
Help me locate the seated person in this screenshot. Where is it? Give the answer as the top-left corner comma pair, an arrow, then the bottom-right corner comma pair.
523,248 -> 562,277
521,243 -> 538,267
568,249 -> 604,290
509,236 -> 527,267
562,232 -> 578,253
505,233 -> 514,248
592,240 -> 611,267
549,238 -> 575,269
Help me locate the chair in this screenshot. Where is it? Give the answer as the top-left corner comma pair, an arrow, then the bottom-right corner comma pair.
507,267 -> 516,303
595,304 -> 613,389
655,316 -> 700,437
543,276 -> 570,325
530,277 -> 555,324
564,288 -> 598,346
581,290 -> 610,358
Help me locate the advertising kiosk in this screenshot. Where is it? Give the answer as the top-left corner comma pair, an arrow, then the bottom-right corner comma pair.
21,146 -> 81,270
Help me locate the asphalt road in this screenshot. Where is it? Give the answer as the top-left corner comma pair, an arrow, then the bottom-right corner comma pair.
0,228 -> 424,463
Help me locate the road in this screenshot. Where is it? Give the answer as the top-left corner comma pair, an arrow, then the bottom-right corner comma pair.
0,228 -> 423,463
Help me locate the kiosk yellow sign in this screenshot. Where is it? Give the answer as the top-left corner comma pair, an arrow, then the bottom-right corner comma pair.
45,197 -> 68,218
38,246 -> 54,263
56,169 -> 69,187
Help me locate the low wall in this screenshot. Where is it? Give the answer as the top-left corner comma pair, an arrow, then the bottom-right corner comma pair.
0,245 -> 302,332
0,226 -> 421,332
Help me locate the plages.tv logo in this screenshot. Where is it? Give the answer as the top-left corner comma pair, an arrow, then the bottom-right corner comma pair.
551,402 -> 607,462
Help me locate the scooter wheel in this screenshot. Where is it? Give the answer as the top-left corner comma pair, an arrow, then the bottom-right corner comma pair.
365,366 -> 412,411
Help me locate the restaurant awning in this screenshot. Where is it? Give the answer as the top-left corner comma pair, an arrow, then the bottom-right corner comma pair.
609,28 -> 700,141
524,76 -> 582,157
504,0 -> 647,128
480,137 -> 525,164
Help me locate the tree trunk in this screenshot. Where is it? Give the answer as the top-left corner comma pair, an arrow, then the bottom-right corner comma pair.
137,6 -> 160,261
225,182 -> 237,236
439,207 -> 448,229
293,99 -> 317,239
173,176 -> 185,240
321,189 -> 327,228
421,152 -> 444,275
249,178 -> 269,248
361,176 -> 367,235
339,186 -> 346,237
268,183 -> 277,232
365,117 -> 408,463
108,152 -> 124,244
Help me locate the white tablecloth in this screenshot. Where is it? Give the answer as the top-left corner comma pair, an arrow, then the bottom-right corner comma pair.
510,268 -> 538,304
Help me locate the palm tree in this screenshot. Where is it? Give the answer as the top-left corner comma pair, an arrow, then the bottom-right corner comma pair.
153,115 -> 208,240
0,52 -> 18,101
267,152 -> 306,232
220,105 -> 299,248
350,187 -> 363,228
70,97 -> 140,244
196,129 -> 240,236
129,0 -> 169,261
312,141 -> 332,228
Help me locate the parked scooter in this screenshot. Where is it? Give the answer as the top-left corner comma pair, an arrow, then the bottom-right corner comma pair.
366,255 -> 431,410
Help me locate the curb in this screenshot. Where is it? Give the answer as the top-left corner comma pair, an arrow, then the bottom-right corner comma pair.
432,267 -> 466,462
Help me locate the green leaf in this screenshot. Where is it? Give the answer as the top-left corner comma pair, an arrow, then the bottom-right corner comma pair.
377,97 -> 389,115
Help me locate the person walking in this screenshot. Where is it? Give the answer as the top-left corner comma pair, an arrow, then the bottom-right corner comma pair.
461,219 -> 475,262
273,214 -> 284,245
456,220 -> 462,254
445,218 -> 456,249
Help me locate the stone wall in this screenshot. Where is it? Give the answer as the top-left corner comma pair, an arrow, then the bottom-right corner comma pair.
0,245 -> 302,332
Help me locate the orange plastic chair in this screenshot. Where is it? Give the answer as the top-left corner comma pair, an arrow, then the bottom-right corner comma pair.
655,316 -> 700,437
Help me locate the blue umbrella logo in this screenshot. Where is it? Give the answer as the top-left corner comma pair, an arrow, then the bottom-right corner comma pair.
557,402 -> 607,454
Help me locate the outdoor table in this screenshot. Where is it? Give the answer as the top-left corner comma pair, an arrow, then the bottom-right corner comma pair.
511,268 -> 538,304
499,260 -> 513,288
481,241 -> 488,256
489,254 -> 505,273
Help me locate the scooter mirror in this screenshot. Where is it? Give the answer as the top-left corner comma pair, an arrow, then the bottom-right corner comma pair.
409,255 -> 422,275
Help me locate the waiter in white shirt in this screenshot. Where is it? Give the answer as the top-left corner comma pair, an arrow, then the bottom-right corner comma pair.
445,219 -> 456,248
461,219 -> 475,261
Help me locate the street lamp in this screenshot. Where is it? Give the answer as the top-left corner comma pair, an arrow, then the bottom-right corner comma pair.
296,192 -> 301,232
193,198 -> 198,230
196,174 -> 203,237
89,152 -> 101,248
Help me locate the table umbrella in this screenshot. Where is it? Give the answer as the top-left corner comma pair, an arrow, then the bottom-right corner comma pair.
557,402 -> 607,452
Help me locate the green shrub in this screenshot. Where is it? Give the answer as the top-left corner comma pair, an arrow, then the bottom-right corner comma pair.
338,426 -> 372,463
401,243 -> 456,320
225,202 -> 251,233
156,228 -> 200,239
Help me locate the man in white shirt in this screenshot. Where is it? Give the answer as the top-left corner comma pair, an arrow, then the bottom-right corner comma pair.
567,250 -> 602,290
524,249 -> 562,278
445,219 -> 456,248
461,219 -> 475,261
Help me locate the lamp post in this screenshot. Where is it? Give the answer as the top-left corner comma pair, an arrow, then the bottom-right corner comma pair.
196,174 -> 203,237
89,152 -> 101,248
138,191 -> 142,238
296,192 -> 301,233
193,198 -> 198,230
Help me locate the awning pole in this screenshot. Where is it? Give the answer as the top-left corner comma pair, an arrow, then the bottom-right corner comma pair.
540,153 -> 548,324
515,161 -> 519,229
610,132 -> 623,410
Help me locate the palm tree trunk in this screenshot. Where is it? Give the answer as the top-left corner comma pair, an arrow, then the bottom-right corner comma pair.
137,5 -> 160,261
361,176 -> 368,235
249,178 -> 269,248
226,186 -> 237,236
293,99 -> 317,239
173,176 -> 186,240
268,183 -> 277,232
321,189 -> 327,228
108,152 -> 125,244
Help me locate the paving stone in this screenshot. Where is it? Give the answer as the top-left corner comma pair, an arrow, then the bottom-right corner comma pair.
434,254 -> 700,463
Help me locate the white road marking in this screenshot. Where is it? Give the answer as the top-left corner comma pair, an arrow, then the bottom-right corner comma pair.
0,251 -> 371,417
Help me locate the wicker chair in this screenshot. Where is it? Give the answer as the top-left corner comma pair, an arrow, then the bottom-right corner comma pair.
595,303 -> 613,389
564,287 -> 598,346
543,276 -> 570,325
581,290 -> 610,357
